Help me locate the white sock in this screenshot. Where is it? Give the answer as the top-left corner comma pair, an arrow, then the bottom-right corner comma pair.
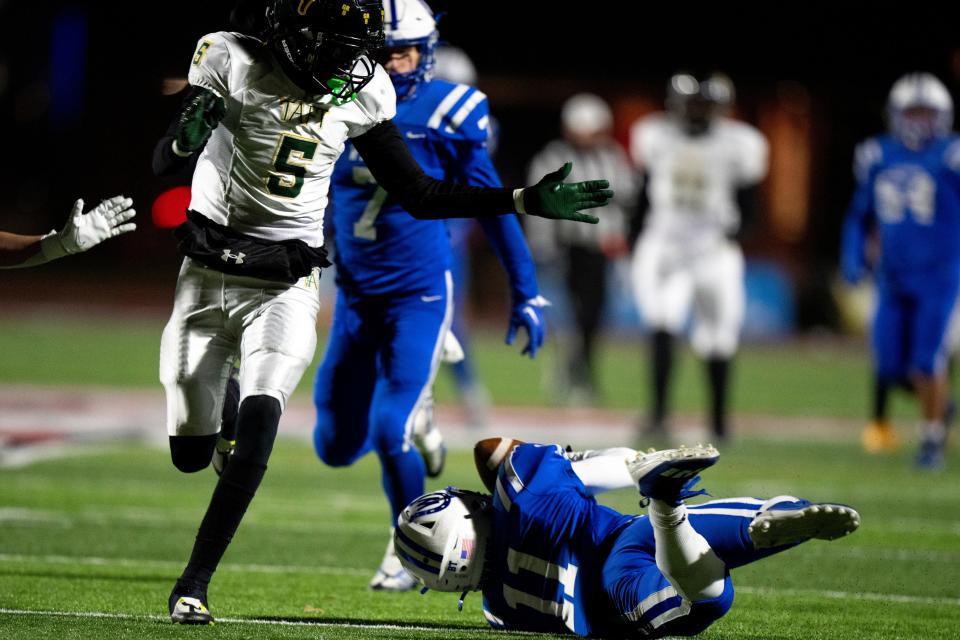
921,420 -> 947,443
649,500 -> 727,602
571,451 -> 637,495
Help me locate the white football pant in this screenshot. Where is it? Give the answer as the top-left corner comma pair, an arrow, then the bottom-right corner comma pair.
632,235 -> 744,359
160,257 -> 321,436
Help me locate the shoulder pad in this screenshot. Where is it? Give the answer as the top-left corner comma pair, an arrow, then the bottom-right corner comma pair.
943,136 -> 960,173
630,112 -> 671,166
188,31 -> 269,98
421,81 -> 490,141
354,65 -> 398,127
853,137 -> 884,183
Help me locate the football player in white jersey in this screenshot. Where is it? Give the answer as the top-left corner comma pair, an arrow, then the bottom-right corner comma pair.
152,0 -> 613,624
0,197 -> 135,269
630,72 -> 768,441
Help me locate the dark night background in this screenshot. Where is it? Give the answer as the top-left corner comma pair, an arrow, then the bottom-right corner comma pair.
0,1 -> 957,328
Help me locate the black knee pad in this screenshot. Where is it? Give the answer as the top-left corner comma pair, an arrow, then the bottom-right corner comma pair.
169,434 -> 218,473
234,395 -> 282,466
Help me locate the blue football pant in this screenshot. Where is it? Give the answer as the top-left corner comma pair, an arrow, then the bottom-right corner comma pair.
602,497 -> 807,638
873,277 -> 960,380
313,272 -> 452,524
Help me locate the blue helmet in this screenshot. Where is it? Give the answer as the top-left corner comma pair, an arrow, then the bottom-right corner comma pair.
887,73 -> 954,149
381,0 -> 438,98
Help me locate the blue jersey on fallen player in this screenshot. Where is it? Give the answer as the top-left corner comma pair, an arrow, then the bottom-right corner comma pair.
313,0 -> 546,592
481,443 -> 635,635
396,441 -> 861,638
840,73 -> 960,468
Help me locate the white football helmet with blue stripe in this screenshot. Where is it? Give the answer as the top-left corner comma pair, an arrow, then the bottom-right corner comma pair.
394,488 -> 491,593
381,0 -> 438,96
887,72 -> 954,149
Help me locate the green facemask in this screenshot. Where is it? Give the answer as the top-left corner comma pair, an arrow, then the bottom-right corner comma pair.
326,77 -> 358,105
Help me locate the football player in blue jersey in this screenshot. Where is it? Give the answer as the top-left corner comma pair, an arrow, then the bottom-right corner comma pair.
312,0 -> 547,591
841,72 -> 960,469
395,439 -> 860,637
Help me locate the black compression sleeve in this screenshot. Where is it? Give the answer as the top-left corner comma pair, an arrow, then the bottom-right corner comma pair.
733,184 -> 760,241
352,120 -> 516,219
152,86 -> 208,177
628,170 -> 650,246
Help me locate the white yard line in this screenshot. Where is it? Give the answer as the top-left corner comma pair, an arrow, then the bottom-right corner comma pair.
0,608 -> 499,633
736,586 -> 960,608
2,553 -> 958,609
0,553 -> 370,577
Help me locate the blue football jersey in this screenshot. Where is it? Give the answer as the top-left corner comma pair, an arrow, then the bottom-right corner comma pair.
842,134 -> 960,286
481,444 -> 635,636
329,79 -> 535,297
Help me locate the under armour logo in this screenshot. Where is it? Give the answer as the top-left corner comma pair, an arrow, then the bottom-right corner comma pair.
221,249 -> 246,265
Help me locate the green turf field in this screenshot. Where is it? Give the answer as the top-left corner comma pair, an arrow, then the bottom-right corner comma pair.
0,314 -> 942,419
1,440 -> 959,639
1,313 -> 959,638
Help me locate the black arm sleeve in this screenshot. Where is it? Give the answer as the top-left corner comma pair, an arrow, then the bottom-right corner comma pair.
628,170 -> 650,247
152,86 -> 208,177
733,184 -> 761,241
351,120 -> 516,219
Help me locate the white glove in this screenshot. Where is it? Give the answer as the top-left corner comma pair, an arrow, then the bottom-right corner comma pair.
41,195 -> 137,260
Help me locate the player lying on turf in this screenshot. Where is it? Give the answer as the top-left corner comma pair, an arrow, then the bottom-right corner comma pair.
0,196 -> 136,269
395,439 -> 860,637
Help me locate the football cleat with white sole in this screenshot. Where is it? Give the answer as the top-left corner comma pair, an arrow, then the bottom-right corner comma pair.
748,497 -> 861,549
168,583 -> 214,625
412,393 -> 446,478
369,530 -> 417,592
627,444 -> 720,506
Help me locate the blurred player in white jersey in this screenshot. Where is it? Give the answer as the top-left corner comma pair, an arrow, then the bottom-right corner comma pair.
151,0 -> 612,624
630,72 -> 768,440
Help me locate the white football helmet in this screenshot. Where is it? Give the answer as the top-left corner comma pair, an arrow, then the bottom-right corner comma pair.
394,488 -> 491,593
887,72 -> 954,149
562,93 -> 613,138
433,45 -> 478,86
382,0 -> 438,96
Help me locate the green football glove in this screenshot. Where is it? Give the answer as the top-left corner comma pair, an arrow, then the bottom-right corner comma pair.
175,88 -> 226,154
519,162 -> 614,224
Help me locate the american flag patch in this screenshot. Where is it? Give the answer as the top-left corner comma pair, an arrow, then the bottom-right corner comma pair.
460,538 -> 475,560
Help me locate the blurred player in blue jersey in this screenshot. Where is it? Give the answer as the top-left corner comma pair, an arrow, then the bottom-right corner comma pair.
842,72 -> 960,469
312,0 -> 546,591
395,440 -> 859,637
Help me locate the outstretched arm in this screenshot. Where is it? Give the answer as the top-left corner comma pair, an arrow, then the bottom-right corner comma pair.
353,121 -> 613,223
0,196 -> 136,269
